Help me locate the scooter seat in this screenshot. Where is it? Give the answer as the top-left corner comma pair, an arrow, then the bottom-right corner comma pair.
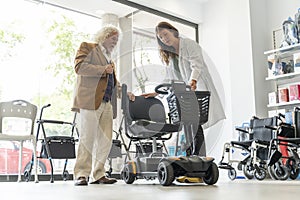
178,155 -> 213,163
129,119 -> 180,138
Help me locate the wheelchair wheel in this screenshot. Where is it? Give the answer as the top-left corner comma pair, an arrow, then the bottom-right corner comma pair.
286,158 -> 300,180
243,163 -> 254,180
267,165 -> 278,180
23,170 -> 31,182
122,163 -> 136,184
157,161 -> 175,186
271,162 -> 290,180
203,162 -> 219,185
254,167 -> 266,181
228,168 -> 236,180
62,170 -> 69,181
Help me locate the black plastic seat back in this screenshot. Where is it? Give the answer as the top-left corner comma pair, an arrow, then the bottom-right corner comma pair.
129,96 -> 166,123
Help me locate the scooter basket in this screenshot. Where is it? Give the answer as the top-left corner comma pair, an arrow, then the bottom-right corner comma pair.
40,136 -> 76,159
167,91 -> 210,125
195,91 -> 210,125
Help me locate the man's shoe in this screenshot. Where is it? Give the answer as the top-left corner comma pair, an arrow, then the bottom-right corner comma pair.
74,177 -> 88,186
91,176 -> 117,184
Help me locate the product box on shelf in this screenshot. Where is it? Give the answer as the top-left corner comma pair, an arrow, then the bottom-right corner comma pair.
267,54 -> 276,77
267,54 -> 284,77
294,52 -> 300,72
289,84 -> 300,101
268,109 -> 287,117
267,54 -> 294,77
285,111 -> 293,125
268,110 -> 277,117
278,88 -> 289,103
268,92 -> 278,105
281,56 -> 294,74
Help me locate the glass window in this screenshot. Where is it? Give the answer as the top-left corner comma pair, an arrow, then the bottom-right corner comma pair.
0,0 -> 198,179
129,11 -> 196,94
0,0 -> 101,177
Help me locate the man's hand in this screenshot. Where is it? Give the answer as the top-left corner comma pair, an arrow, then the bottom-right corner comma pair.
140,92 -> 158,98
105,63 -> 114,74
190,79 -> 197,91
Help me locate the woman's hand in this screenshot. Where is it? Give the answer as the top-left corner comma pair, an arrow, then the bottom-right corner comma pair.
127,92 -> 135,101
140,92 -> 158,98
190,79 -> 197,91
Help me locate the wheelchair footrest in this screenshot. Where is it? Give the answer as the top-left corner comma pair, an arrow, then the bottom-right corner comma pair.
218,164 -> 233,170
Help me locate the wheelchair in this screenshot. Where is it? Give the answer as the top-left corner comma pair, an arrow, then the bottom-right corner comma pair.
120,80 -> 219,186
219,116 -> 278,180
267,109 -> 300,180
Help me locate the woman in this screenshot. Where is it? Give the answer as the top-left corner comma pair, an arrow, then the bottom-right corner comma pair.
72,24 -> 134,186
144,21 -> 226,157
153,21 -> 226,183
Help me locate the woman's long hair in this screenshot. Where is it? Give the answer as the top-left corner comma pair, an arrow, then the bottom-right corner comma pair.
155,22 -> 179,65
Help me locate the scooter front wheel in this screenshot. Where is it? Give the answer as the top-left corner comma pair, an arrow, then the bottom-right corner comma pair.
157,161 -> 175,186
203,162 -> 219,185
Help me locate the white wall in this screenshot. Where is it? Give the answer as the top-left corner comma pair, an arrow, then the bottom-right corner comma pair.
199,0 -> 255,162
131,0 -> 205,23
200,0 -> 300,156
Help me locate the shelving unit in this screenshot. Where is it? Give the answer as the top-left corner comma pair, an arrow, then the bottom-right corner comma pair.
264,43 -> 300,112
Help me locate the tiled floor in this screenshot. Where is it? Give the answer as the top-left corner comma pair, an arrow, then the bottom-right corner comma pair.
2,176 -> 300,200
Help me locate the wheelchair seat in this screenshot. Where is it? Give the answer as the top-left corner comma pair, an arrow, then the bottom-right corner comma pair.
126,96 -> 180,138
230,140 -> 253,149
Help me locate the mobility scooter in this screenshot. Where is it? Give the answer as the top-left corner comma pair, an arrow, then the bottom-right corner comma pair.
120,80 -> 219,186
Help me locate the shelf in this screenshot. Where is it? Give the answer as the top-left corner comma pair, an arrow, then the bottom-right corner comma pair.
267,100 -> 300,108
266,72 -> 300,80
264,43 -> 300,55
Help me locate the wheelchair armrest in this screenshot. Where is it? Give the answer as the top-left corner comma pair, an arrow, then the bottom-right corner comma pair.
235,127 -> 249,133
264,125 -> 277,130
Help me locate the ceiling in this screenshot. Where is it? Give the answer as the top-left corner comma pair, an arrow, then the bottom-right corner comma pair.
33,0 -> 209,23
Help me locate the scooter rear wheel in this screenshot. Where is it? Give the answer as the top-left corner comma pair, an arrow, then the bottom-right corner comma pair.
122,163 -> 136,184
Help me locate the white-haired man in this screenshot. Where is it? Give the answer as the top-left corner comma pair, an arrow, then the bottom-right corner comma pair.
72,24 -> 134,186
